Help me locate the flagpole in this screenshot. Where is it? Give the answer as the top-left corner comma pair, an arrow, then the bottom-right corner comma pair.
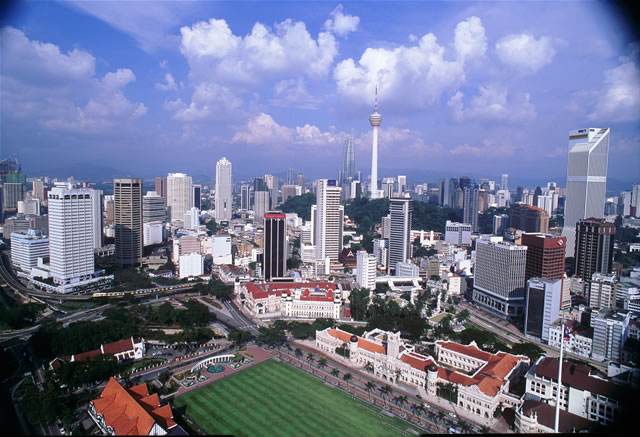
554,322 -> 564,433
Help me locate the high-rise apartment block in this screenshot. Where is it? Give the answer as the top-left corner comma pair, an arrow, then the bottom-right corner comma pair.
215,157 -> 232,221
388,197 -> 413,269
562,128 -> 610,256
167,173 -> 192,222
574,218 -> 615,281
314,179 -> 343,263
589,273 -> 617,310
510,205 -> 549,233
114,178 -> 143,267
473,235 -> 528,319
264,212 -> 287,281
591,308 -> 630,363
48,184 -> 95,285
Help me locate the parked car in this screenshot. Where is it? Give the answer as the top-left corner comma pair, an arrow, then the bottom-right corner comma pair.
448,412 -> 457,418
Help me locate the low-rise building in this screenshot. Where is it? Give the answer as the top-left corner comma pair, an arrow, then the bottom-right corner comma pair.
89,377 -> 177,435
548,320 -> 593,359
10,229 -> 48,273
49,337 -> 145,370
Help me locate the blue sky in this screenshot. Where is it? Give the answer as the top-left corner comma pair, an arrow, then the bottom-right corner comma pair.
1,1 -> 639,185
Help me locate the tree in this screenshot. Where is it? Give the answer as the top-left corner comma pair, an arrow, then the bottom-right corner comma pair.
279,193 -> 316,221
205,220 -> 218,236
364,361 -> 374,373
456,309 -> 470,323
331,368 -> 340,378
511,342 -> 544,363
228,330 -> 252,347
306,352 -> 314,366
494,402 -> 504,418
158,370 -> 171,385
394,368 -> 402,383
294,347 -> 303,358
366,381 -> 376,398
458,419 -> 469,432
437,410 -> 446,424
343,372 -> 352,389
317,358 -> 327,370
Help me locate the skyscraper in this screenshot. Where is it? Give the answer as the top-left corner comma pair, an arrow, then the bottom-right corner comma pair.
341,135 -> 356,186
510,205 -> 549,233
254,191 -> 270,226
369,89 -> 382,199
154,176 -> 167,205
48,184 -> 95,285
574,218 -> 615,281
287,168 -> 294,186
215,157 -> 232,221
264,212 -> 287,280
296,173 -> 305,190
167,173 -> 192,222
462,186 -> 479,233
501,173 -> 509,192
143,191 -> 167,223
397,175 -> 407,195
315,179 -> 343,263
240,184 -> 251,211
91,189 -> 103,249
521,233 -> 566,283
562,128 -> 610,256
114,178 -> 143,267
473,235 -> 528,319
192,184 -> 201,210
524,278 -> 562,341
438,178 -> 447,206
356,250 -> 377,290
388,197 -> 413,270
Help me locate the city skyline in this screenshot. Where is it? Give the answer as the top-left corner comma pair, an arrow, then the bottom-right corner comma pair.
1,1 -> 639,183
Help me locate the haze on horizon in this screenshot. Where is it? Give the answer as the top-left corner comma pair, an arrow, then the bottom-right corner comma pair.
1,1 -> 639,184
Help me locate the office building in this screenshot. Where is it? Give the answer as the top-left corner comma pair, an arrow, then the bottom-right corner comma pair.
462,186 -> 479,232
240,184 -> 251,210
574,218 -> 615,281
296,173 -> 305,190
473,235 -> 528,319
397,175 -> 407,194
10,229 -> 48,273
91,189 -> 103,249
179,253 -> 204,279
264,174 -> 278,208
184,207 -> 200,230
287,168 -> 294,186
281,185 -> 301,203
521,233 -> 566,284
264,212 -> 287,281
314,179 -> 343,263
589,273 -> 617,310
493,214 -> 510,235
215,157 -> 232,221
501,173 -> 509,191
632,183 -> 640,217
350,180 -> 361,199
114,178 -> 143,267
356,250 -> 377,290
17,198 -> 40,216
254,191 -> 270,227
48,184 -> 95,285
2,182 -> 25,209
143,191 -> 166,223
254,177 -> 267,192
388,197 -> 412,269
562,128 -> 610,256
369,90 -> 382,199
192,184 -> 201,210
143,222 -> 163,246
510,205 -> 549,233
166,173 -> 192,222
341,136 -> 355,186
591,308 -> 630,363
373,238 -> 389,270
444,221 -> 472,246
524,278 -> 562,342
154,176 -> 167,205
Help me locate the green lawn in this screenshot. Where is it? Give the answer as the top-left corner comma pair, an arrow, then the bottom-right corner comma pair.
173,359 -> 424,436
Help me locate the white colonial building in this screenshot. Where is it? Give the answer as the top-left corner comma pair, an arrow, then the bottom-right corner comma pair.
315,327 -> 529,420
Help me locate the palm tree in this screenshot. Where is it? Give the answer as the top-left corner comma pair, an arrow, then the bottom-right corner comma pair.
317,358 -> 327,370
331,368 -> 340,378
437,410 -> 445,425
343,372 -> 352,389
457,419 -> 469,433
399,395 -> 408,409
306,352 -> 314,366
294,348 -> 302,359
394,368 -> 402,383
366,381 -> 376,399
480,425 -> 490,434
416,403 -> 425,417
364,361 -> 374,373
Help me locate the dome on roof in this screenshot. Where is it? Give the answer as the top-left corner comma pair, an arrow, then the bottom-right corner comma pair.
428,363 -> 438,372
350,335 -> 358,343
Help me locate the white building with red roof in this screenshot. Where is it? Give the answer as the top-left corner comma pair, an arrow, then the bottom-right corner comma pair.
49,337 -> 145,370
89,377 -> 177,435
315,327 -> 529,420
237,281 -> 341,319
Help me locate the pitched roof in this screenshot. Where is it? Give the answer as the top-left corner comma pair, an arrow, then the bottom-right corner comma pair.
327,328 -> 353,343
399,351 -> 433,371
245,281 -> 336,300
91,378 -> 175,435
102,338 -> 135,355
521,400 -> 592,432
326,328 -> 386,354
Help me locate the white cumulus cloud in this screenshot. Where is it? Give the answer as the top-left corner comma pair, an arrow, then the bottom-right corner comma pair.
448,85 -> 536,122
495,33 -> 556,73
588,61 -> 640,122
155,73 -> 179,91
454,16 -> 487,64
324,4 -> 360,37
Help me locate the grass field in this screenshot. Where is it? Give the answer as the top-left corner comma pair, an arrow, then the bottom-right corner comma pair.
173,359 -> 424,436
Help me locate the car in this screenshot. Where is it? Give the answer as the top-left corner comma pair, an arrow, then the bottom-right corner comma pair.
448,412 -> 457,418
416,394 -> 422,399
448,427 -> 460,434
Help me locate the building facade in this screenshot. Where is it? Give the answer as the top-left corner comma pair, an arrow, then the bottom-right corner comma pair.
166,173 -> 192,222
215,157 -> 232,221
10,229 -> 48,273
574,218 -> 615,281
114,178 -> 143,267
444,221 -> 472,247
314,179 -> 343,263
264,212 -> 287,280
356,250 -> 377,290
524,278 -> 562,342
388,197 -> 413,269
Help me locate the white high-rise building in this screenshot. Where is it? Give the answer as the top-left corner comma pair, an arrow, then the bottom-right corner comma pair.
143,191 -> 166,223
254,191 -> 270,226
373,238 -> 389,270
388,197 -> 413,269
473,235 -> 528,319
215,157 -> 232,221
315,179 -> 344,262
633,184 -> 640,218
10,229 -> 48,273
184,207 -> 200,230
48,184 -> 95,285
369,89 -> 382,199
562,128 -> 610,256
444,221 -> 472,246
167,173 -> 192,222
90,189 -> 103,249
501,173 -> 509,191
356,250 -> 377,291
179,253 -> 204,279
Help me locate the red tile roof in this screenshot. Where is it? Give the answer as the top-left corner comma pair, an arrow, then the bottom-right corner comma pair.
102,338 -> 135,355
91,378 -> 176,435
300,288 -> 334,302
327,328 -> 353,343
246,282 -> 336,300
358,337 -> 386,354
72,349 -> 102,362
400,351 -> 433,371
